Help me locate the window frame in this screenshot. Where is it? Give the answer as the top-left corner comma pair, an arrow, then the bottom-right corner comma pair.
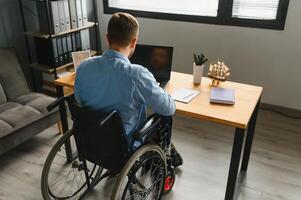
103,0 -> 290,30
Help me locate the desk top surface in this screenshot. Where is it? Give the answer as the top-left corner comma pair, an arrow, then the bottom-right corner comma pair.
54,71 -> 262,129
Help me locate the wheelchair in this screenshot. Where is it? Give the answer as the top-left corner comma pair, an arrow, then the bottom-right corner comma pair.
41,95 -> 182,200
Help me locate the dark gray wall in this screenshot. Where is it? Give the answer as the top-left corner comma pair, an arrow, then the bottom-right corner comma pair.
0,0 -> 35,87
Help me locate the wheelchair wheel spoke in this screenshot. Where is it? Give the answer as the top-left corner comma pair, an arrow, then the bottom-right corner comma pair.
41,130 -> 103,200
112,146 -> 166,200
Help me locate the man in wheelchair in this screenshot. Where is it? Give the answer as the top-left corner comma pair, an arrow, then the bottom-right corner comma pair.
74,13 -> 182,171
41,12 -> 183,200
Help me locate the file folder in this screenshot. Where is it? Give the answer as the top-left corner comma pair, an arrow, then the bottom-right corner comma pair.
75,32 -> 82,51
63,0 -> 71,31
80,30 -> 90,50
82,0 -> 88,26
61,36 -> 69,64
71,33 -> 77,52
66,34 -> 73,62
69,0 -> 78,29
76,0 -> 83,27
51,1 -> 60,34
35,38 -> 60,67
57,37 -> 64,65
85,30 -> 91,50
52,38 -> 59,67
80,30 -> 87,50
37,2 -> 49,34
58,0 -> 66,32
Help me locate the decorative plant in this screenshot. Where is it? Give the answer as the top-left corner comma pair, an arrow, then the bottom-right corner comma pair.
194,53 -> 208,65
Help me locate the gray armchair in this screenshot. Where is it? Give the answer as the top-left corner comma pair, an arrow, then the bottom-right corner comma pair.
0,48 -> 59,155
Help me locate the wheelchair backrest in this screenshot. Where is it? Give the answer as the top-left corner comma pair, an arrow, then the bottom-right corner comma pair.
67,96 -> 129,171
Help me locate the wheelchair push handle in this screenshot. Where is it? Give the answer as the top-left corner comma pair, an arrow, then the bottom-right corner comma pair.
47,96 -> 67,112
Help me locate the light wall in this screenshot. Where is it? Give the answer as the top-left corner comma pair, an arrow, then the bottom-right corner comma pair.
97,0 -> 301,110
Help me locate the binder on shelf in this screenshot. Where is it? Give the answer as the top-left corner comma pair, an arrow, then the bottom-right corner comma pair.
34,38 -> 59,67
80,30 -> 86,50
58,0 -> 66,32
85,30 -> 91,50
57,37 -> 64,65
63,0 -> 71,31
51,1 -> 60,34
75,32 -> 82,51
52,38 -> 59,67
80,30 -> 90,51
71,33 -> 77,52
69,0 -> 78,29
82,0 -> 88,26
61,36 -> 69,64
36,2 -> 48,34
66,34 -> 73,62
76,0 -> 83,27
37,1 -> 60,34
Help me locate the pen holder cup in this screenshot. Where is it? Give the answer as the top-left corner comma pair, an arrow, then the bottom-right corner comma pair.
193,63 -> 204,85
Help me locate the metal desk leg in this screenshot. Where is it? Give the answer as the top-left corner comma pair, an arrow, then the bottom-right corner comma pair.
225,128 -> 245,200
241,99 -> 260,171
56,86 -> 73,162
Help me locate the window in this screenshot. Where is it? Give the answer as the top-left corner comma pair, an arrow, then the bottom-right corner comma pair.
103,0 -> 290,30
232,0 -> 280,20
107,0 -> 219,17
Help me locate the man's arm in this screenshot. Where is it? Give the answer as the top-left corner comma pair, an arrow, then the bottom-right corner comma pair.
136,68 -> 176,116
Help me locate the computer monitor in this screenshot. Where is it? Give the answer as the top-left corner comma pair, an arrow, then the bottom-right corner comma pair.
130,44 -> 173,82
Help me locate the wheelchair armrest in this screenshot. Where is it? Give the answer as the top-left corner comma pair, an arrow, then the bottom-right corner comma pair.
47,94 -> 74,112
132,114 -> 161,142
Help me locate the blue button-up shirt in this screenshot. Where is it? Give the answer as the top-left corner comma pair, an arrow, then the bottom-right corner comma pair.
74,49 -> 176,142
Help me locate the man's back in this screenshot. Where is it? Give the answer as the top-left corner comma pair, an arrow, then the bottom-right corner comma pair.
74,50 -> 175,142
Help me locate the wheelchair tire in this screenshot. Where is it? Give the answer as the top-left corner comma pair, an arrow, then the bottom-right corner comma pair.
111,144 -> 167,200
41,129 -> 103,200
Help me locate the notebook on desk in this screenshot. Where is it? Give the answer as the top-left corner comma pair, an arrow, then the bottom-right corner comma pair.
210,87 -> 235,105
172,88 -> 200,103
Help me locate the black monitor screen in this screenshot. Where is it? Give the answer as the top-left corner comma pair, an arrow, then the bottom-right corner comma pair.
130,44 -> 173,81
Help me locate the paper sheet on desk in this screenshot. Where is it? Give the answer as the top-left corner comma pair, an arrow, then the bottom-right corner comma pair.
171,88 -> 200,103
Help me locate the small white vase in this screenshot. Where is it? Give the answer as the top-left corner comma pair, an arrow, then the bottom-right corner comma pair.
193,63 -> 204,84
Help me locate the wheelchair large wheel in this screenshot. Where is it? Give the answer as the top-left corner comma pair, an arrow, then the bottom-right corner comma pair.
111,144 -> 167,200
41,129 -> 103,200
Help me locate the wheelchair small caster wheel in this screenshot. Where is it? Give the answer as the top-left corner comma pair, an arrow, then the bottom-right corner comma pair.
163,169 -> 175,194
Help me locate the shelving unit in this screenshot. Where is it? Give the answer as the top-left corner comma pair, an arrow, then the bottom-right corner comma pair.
19,0 -> 101,93
29,50 -> 97,73
25,21 -> 96,39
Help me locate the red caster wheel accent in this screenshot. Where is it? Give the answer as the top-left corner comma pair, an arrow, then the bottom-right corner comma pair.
163,169 -> 175,194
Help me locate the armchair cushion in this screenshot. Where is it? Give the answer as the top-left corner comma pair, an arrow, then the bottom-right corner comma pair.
0,120 -> 13,138
0,93 -> 57,138
0,83 -> 7,104
0,102 -> 21,113
13,93 -> 53,114
0,105 -> 42,138
0,49 -> 30,100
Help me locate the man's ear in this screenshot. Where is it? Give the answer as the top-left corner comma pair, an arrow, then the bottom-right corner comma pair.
130,37 -> 137,48
105,34 -> 110,47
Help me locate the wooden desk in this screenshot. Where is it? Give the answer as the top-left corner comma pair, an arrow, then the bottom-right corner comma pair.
54,71 -> 262,200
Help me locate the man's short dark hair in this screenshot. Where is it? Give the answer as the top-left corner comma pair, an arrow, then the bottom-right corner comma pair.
107,12 -> 139,47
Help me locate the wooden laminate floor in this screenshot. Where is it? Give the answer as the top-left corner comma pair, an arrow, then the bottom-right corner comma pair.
0,110 -> 300,200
